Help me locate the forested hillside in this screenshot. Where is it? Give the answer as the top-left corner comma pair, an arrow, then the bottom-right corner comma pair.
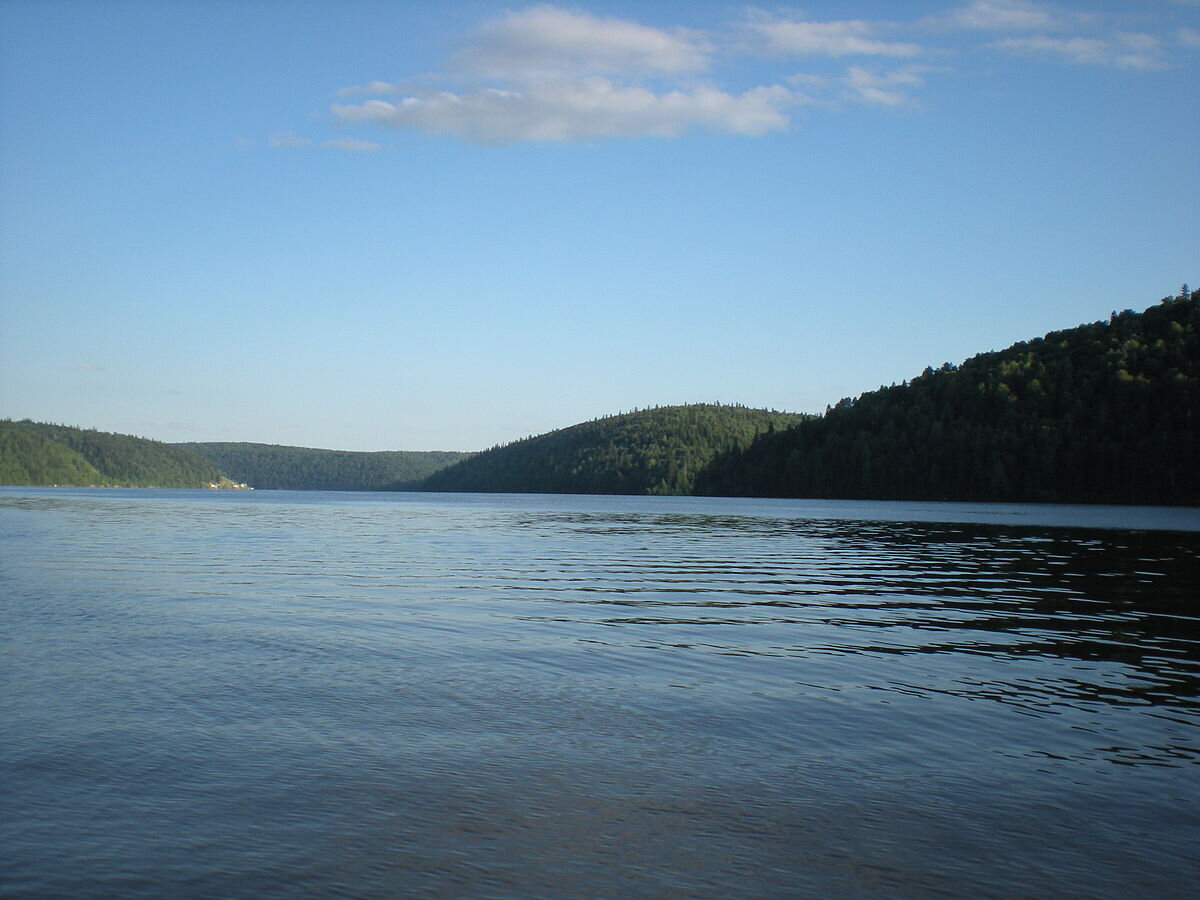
421,404 -> 808,495
6,292 -> 1193,503
696,290 -> 1199,505
0,420 -> 226,487
181,442 -> 470,491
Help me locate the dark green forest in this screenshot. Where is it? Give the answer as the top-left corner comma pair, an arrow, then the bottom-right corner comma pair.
696,290 -> 1199,505
180,442 -> 470,491
0,420 -> 226,487
421,404 -> 808,495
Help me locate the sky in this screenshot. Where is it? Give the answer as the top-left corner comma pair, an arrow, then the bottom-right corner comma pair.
1,0 -> 1197,451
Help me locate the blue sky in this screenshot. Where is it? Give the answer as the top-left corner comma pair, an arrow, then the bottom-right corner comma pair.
1,0 -> 1197,451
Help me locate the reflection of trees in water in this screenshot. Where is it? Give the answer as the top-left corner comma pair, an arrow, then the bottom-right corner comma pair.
821,526 -> 1199,704
521,513 -> 1199,711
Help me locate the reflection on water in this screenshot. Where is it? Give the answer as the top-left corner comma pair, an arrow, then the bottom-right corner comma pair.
510,511 -> 1199,736
1,488 -> 1197,898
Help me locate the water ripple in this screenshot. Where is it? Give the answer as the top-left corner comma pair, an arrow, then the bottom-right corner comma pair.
2,489 -> 1198,899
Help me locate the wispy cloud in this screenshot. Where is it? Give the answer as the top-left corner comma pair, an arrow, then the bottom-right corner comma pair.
269,130 -> 312,148
990,32 -> 1168,69
937,0 -> 1062,31
747,18 -> 922,57
323,137 -> 381,152
785,65 -> 933,108
268,131 -> 382,151
936,0 -> 1188,69
337,80 -> 409,98
845,67 -> 930,106
333,81 -> 794,143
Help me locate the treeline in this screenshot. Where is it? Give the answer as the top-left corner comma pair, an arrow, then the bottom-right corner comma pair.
0,420 -> 225,487
180,442 -> 470,491
696,291 -> 1199,505
6,291 -> 1194,504
422,404 -> 808,495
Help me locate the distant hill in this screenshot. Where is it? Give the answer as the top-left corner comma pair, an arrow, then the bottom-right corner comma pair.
0,420 -> 226,487
180,442 -> 470,491
421,404 -> 809,495
696,290 -> 1199,505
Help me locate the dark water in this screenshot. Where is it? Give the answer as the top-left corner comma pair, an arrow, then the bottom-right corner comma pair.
2,488 -> 1197,898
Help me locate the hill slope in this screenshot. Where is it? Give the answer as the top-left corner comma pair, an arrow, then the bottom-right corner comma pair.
696,291 -> 1199,505
181,442 -> 470,491
0,420 -> 226,487
421,404 -> 809,495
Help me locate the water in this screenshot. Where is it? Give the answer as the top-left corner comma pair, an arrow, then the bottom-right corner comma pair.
2,488 -> 1197,898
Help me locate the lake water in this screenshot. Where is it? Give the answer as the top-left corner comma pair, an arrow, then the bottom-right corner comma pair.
2,488 -> 1198,898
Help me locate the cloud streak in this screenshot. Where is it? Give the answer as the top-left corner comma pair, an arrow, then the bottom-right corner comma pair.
268,131 -> 382,151
323,137 -> 381,152
333,81 -> 795,143
747,19 -> 922,58
269,130 -> 312,148
990,33 -> 1168,69
845,67 -> 930,106
938,0 -> 1062,31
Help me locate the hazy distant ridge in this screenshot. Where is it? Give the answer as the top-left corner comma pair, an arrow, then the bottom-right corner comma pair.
180,442 -> 471,491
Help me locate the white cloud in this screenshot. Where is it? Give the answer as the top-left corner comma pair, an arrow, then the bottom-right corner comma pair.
940,1 -> 1059,31
454,5 -> 710,79
991,32 -> 1168,69
269,130 -> 312,148
748,19 -> 922,57
325,6 -> 748,143
312,3 -> 1188,146
323,137 -> 382,152
333,79 -> 794,143
845,67 -> 928,106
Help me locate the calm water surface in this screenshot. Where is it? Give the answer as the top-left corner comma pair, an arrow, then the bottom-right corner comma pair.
2,488 -> 1198,898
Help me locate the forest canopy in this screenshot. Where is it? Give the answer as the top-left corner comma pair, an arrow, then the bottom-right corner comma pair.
0,421 -> 226,488
421,404 -> 809,495
695,290 -> 1198,505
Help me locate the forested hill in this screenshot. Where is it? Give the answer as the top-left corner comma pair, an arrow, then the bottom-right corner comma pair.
0,420 -> 226,488
696,290 -> 1199,505
421,404 -> 809,495
180,442 -> 470,491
